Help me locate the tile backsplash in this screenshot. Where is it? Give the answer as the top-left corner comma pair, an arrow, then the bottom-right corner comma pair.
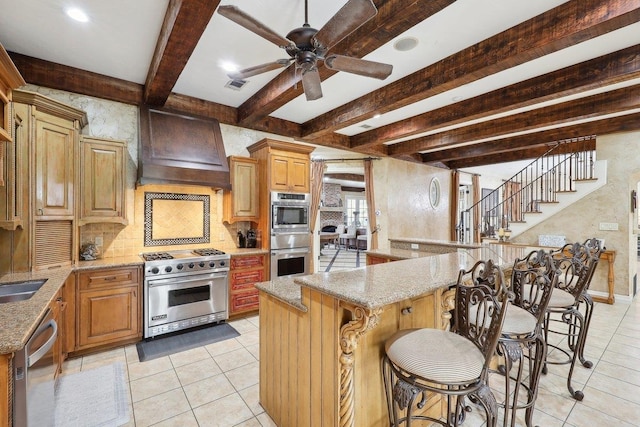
80,183 -> 248,258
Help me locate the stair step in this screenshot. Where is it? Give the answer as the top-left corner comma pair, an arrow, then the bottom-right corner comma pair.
556,190 -> 577,193
538,201 -> 560,204
574,178 -> 598,182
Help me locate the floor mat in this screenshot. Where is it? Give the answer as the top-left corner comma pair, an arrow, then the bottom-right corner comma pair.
54,362 -> 129,427
136,322 -> 240,362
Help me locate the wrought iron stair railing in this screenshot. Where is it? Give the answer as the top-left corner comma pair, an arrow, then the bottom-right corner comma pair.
458,139 -> 596,243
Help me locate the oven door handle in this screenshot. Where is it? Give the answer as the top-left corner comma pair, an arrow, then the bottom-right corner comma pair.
147,273 -> 227,287
271,247 -> 311,255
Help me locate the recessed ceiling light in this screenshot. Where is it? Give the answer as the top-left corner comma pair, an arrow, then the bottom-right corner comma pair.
373,113 -> 381,119
452,96 -> 463,102
220,61 -> 238,73
66,7 -> 89,22
393,37 -> 419,52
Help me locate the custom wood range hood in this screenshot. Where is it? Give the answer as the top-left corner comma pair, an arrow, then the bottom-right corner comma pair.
138,105 -> 231,189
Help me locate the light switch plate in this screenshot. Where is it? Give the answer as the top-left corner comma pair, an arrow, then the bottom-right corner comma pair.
599,222 -> 619,231
411,243 -> 419,249
94,236 -> 103,246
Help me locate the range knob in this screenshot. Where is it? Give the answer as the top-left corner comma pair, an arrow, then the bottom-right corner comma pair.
199,261 -> 205,268
165,266 -> 173,273
177,264 -> 184,270
189,262 -> 195,268
219,260 -> 226,267
209,261 -> 216,268
151,267 -> 159,274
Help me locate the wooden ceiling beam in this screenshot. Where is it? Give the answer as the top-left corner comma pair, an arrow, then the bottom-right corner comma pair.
440,112 -> 640,168
389,83 -> 640,156
236,0 -> 455,126
144,0 -> 221,106
302,0 -> 640,140
9,51 -> 144,105
351,45 -> 640,149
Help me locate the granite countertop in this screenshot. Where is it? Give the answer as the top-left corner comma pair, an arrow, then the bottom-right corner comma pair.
365,248 -> 441,260
226,248 -> 269,256
75,255 -> 144,270
255,277 -> 307,312
0,267 -> 73,353
259,243 -> 544,311
389,238 -> 482,249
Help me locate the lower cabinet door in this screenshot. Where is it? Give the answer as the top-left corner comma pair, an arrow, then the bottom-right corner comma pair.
231,290 -> 260,314
77,286 -> 139,349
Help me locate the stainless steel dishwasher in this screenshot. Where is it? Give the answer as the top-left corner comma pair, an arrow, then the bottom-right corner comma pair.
13,308 -> 58,427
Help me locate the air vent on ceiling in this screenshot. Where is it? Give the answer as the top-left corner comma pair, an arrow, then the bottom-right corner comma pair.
225,79 -> 248,91
360,124 -> 373,129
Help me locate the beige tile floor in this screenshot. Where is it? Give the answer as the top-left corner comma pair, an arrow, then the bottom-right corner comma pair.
62,294 -> 640,426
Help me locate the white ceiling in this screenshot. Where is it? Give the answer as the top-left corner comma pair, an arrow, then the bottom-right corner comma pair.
1,0 -> 638,163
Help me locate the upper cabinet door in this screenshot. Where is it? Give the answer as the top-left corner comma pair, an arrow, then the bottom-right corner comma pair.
270,153 -> 310,193
223,156 -> 258,223
79,136 -> 127,225
35,114 -> 76,218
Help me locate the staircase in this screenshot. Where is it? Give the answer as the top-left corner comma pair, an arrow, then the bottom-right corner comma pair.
458,139 -> 606,243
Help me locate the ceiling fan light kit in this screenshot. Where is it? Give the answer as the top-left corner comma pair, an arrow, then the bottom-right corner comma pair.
217,0 -> 393,101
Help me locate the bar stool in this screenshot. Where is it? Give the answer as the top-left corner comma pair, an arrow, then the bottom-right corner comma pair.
495,250 -> 557,427
382,260 -> 511,427
542,239 -> 602,400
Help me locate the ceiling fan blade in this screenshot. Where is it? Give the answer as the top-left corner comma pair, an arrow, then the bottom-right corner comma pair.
218,5 -> 293,49
302,68 -> 323,101
312,0 -> 377,52
324,54 -> 392,79
228,60 -> 292,80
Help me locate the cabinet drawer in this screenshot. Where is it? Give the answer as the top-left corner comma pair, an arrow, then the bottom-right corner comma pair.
231,269 -> 264,291
78,267 -> 140,290
231,255 -> 265,269
231,290 -> 259,313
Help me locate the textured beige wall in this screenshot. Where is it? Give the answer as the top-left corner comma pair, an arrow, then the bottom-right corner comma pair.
373,157 -> 451,250
513,132 -> 640,297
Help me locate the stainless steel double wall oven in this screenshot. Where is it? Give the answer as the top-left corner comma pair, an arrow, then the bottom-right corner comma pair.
270,191 -> 311,279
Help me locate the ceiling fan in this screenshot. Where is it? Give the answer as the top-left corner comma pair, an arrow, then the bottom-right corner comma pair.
218,0 -> 393,101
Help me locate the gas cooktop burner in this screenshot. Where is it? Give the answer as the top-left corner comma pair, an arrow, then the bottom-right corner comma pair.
193,248 -> 226,256
142,252 -> 174,261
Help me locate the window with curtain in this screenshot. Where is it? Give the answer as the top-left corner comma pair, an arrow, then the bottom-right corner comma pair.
345,195 -> 368,227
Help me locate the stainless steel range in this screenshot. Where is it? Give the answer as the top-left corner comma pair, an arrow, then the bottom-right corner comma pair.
141,249 -> 230,338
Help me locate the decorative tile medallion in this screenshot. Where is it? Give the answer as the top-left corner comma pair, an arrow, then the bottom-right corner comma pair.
144,192 -> 210,246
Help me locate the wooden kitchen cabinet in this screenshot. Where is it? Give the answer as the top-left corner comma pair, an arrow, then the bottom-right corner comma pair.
0,43 -> 25,193
76,266 -> 142,351
12,90 -> 87,271
50,286 -> 66,378
223,156 -> 259,223
270,152 -> 310,193
79,136 -> 127,225
247,139 -> 314,251
34,113 -> 77,218
366,255 -> 392,265
229,253 -> 266,316
0,103 -> 27,231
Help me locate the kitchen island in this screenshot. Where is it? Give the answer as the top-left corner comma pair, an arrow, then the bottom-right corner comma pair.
256,243 -> 538,427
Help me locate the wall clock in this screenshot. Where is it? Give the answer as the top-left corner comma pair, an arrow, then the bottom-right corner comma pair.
429,177 -> 440,208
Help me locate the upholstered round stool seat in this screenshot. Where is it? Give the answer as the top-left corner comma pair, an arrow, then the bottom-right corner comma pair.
385,328 -> 484,384
547,288 -> 575,309
502,305 -> 537,336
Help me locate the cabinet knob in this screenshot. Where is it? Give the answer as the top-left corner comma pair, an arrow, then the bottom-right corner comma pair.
401,307 -> 413,315
37,208 -> 43,215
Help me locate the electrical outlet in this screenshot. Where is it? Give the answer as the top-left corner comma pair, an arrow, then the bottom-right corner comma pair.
95,236 -> 103,246
599,222 -> 619,231
411,243 -> 419,249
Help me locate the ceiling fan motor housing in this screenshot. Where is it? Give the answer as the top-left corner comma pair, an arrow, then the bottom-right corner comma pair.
285,25 -> 318,56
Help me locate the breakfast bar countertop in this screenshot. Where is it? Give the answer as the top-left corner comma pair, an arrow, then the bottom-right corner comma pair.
0,267 -> 73,354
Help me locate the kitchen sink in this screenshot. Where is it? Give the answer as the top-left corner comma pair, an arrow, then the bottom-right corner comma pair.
0,279 -> 47,303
